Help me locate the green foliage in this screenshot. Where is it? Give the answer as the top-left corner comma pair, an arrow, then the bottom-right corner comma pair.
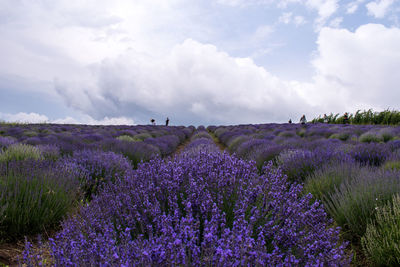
227,135 -> 250,153
191,131 -> 212,140
0,144 -> 43,163
329,132 -> 351,141
277,130 -> 295,138
214,127 -> 228,138
378,128 -> 394,142
312,109 -> 400,125
313,113 -> 338,123
117,135 -> 139,142
359,132 -> 381,143
296,128 -> 306,137
132,133 -> 152,141
0,163 -> 80,241
323,170 -> 400,240
361,194 -> 400,266
383,160 -> 400,171
303,162 -> 361,203
23,131 -> 38,137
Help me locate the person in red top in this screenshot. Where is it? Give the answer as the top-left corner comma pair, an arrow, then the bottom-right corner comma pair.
343,112 -> 349,124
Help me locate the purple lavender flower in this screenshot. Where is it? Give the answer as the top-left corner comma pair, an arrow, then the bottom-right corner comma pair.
24,150 -> 350,265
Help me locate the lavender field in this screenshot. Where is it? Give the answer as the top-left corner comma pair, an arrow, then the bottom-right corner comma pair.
1,122 -> 400,266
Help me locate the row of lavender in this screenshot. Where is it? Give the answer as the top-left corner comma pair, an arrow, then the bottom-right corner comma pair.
23,127 -> 350,266
208,123 -> 400,265
0,124 -> 195,246
0,124 -> 195,166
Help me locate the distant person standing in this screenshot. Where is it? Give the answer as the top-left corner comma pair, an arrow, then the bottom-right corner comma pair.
343,112 -> 349,124
165,117 -> 169,126
300,115 -> 307,125
323,114 -> 328,123
151,118 -> 155,125
288,119 -> 292,124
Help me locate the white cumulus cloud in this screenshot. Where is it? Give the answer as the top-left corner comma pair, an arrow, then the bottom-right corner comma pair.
310,23 -> 400,112
279,12 -> 306,26
366,0 -> 395,18
305,0 -> 340,28
346,0 -> 366,14
0,112 -> 134,125
0,112 -> 49,123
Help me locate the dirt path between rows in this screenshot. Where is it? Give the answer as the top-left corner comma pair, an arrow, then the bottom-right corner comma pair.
170,130 -> 226,158
0,241 -> 24,266
208,131 -> 227,152
170,138 -> 192,157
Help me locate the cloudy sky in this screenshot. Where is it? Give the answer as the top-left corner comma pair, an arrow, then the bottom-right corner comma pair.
0,0 -> 399,126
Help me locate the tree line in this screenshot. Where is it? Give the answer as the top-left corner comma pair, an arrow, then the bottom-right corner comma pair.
312,109 -> 400,125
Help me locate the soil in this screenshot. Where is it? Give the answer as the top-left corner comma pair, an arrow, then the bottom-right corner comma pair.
0,241 -> 24,266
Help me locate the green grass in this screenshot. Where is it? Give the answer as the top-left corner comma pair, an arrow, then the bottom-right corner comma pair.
361,194 -> 400,266
132,133 -> 152,141
383,160 -> 400,171
378,128 -> 394,142
23,131 -> 38,137
117,135 -> 139,142
303,162 -> 362,203
323,170 -> 400,241
0,162 -> 80,242
329,132 -> 351,141
0,144 -> 43,163
359,132 -> 381,143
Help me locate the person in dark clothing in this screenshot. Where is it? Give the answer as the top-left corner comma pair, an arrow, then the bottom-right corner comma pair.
166,117 -> 169,126
343,112 -> 349,124
151,118 -> 155,125
288,119 -> 292,124
300,115 -> 306,125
